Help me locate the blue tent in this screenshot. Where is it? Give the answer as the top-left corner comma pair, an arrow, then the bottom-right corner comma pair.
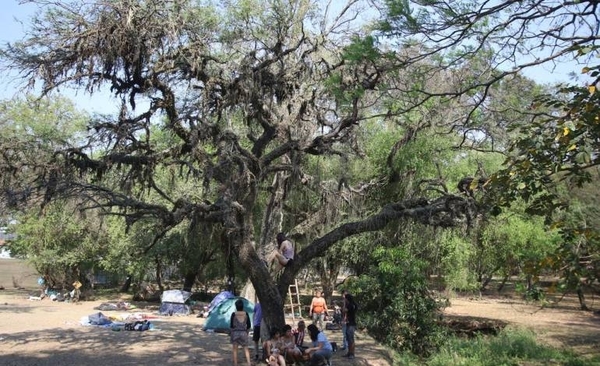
202,296 -> 254,333
208,290 -> 234,313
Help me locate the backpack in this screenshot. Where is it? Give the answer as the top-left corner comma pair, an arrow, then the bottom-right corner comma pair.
124,320 -> 151,331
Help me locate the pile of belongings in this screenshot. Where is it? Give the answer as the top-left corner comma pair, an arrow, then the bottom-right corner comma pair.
80,312 -> 155,331
94,301 -> 135,311
123,320 -> 152,331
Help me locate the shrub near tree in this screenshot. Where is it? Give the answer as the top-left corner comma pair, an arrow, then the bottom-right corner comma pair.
345,244 -> 445,356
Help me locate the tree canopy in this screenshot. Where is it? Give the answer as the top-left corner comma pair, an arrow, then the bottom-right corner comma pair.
0,0 -> 480,328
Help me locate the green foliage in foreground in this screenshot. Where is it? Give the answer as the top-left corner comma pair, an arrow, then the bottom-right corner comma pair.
394,327 -> 597,366
345,243 -> 446,356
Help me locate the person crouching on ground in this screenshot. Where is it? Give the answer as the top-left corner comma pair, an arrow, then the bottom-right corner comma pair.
305,324 -> 333,366
293,320 -> 307,351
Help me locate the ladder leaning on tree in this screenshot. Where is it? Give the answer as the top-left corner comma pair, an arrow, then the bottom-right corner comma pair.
285,279 -> 302,322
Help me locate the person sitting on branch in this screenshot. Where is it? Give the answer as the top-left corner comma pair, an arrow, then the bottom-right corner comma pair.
268,232 -> 294,272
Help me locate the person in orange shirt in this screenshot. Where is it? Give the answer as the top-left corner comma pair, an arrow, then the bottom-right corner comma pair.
309,290 -> 328,331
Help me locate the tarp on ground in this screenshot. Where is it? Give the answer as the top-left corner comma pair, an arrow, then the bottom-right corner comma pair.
202,296 -> 254,333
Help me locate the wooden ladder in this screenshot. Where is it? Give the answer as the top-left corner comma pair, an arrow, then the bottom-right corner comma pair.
286,279 -> 302,321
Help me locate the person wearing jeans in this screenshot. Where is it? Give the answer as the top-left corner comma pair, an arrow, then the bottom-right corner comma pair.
305,324 -> 333,366
343,293 -> 358,359
340,290 -> 348,350
252,300 -> 263,360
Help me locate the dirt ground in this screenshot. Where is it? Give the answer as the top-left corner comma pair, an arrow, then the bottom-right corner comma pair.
0,288 -> 394,366
1,257 -> 600,366
2,291 -> 600,366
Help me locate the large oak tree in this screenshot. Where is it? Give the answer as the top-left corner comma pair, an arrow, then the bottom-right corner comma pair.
0,0 -> 477,328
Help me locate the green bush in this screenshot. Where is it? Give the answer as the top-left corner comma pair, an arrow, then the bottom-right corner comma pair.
424,327 -> 592,366
345,246 -> 447,356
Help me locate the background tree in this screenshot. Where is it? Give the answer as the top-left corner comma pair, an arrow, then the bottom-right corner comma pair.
11,199 -> 111,289
0,95 -> 87,210
345,243 -> 445,356
377,0 -> 600,305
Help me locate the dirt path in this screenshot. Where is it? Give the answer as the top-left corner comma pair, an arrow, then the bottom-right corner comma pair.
2,287 -> 600,366
444,294 -> 600,359
0,290 -> 393,366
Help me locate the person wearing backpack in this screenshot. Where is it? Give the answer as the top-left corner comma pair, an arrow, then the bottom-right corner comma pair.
230,299 -> 252,366
343,293 -> 358,359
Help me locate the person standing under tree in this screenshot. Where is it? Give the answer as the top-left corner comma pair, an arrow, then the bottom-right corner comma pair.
343,293 -> 358,360
309,290 -> 328,331
340,290 -> 348,351
230,299 -> 252,366
252,299 -> 263,361
268,232 -> 294,272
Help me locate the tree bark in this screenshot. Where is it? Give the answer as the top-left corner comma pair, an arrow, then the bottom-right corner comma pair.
120,275 -> 132,293
577,287 -> 589,311
155,256 -> 164,292
182,271 -> 197,293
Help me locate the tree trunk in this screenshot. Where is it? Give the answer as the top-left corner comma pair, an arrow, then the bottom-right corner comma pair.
480,266 -> 501,291
155,256 -> 164,292
318,258 -> 340,301
577,287 -> 589,311
120,275 -> 132,293
497,275 -> 509,292
182,271 -> 197,293
258,172 -> 289,257
239,242 -> 287,330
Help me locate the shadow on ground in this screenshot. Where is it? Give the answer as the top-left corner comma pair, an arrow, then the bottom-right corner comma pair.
1,317 -> 394,366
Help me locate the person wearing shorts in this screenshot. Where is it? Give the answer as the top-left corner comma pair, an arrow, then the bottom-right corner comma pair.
230,299 -> 252,366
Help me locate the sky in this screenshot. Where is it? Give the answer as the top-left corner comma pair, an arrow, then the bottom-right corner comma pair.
0,1 -> 117,114
0,1 -> 37,101
0,1 -> 587,115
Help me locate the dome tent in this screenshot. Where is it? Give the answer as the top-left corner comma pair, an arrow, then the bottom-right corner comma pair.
203,296 -> 254,333
159,289 -> 192,316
